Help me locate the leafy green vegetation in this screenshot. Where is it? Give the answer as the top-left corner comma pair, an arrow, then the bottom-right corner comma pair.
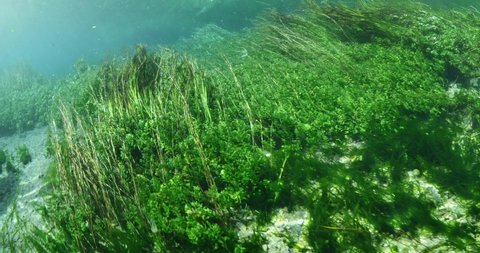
5,157 -> 16,174
4,1 -> 480,252
15,145 -> 32,165
0,65 -> 55,135
0,149 -> 6,166
0,61 -> 93,137
0,149 -> 17,173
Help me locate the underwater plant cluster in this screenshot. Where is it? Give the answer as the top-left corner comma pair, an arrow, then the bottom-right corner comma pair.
1,1 -> 480,252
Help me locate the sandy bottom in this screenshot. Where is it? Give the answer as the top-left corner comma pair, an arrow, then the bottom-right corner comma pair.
0,127 -> 51,231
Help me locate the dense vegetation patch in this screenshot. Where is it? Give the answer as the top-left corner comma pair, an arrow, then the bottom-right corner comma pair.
6,1 -> 480,252
0,61 -> 92,137
0,66 -> 55,135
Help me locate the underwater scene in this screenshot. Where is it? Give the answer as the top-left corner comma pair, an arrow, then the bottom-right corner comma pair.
1,0 -> 480,252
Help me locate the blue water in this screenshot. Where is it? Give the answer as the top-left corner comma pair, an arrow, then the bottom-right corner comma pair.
0,0 -> 299,76
0,0 -> 478,76
0,1 -> 189,75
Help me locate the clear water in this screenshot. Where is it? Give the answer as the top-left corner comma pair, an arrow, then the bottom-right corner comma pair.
1,0 -> 477,75
1,1 -> 480,252
0,0 -> 299,75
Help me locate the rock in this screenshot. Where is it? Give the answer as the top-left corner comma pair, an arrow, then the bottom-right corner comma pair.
447,82 -> 460,97
470,78 -> 478,88
237,208 -> 312,253
262,208 -> 312,253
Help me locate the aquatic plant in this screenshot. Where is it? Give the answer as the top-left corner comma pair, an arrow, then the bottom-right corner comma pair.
5,157 -> 16,174
0,149 -> 6,166
0,202 -> 30,253
314,0 -> 480,80
19,1 -> 480,252
15,145 -> 32,165
0,61 -> 93,137
0,65 -> 55,135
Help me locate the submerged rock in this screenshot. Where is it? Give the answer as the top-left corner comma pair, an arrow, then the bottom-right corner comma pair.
238,208 -> 312,253
262,208 -> 311,253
